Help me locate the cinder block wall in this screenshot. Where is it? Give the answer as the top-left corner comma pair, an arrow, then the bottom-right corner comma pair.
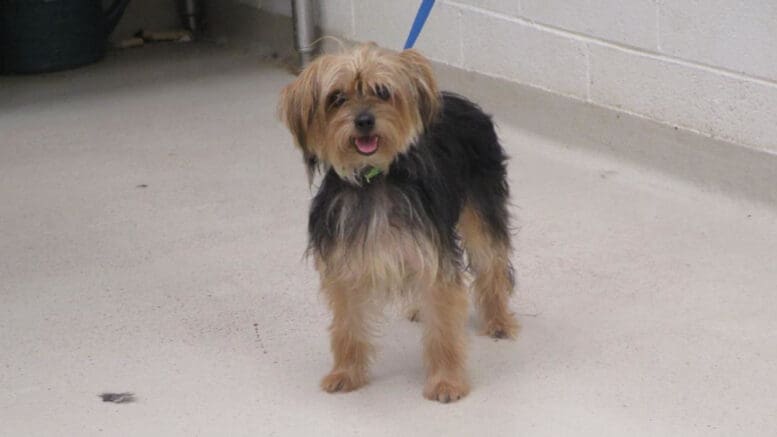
261,0 -> 777,153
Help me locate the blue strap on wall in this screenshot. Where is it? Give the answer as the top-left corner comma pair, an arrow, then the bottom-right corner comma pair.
403,0 -> 436,49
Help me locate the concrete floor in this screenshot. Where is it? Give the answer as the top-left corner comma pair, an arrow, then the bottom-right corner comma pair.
1,44 -> 776,437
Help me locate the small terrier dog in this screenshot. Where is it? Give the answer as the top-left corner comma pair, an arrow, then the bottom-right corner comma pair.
279,43 -> 518,403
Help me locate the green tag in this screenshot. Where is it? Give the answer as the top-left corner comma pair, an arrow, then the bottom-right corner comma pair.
364,166 -> 382,183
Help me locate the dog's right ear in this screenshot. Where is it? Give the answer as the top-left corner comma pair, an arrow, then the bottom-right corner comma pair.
278,61 -> 323,182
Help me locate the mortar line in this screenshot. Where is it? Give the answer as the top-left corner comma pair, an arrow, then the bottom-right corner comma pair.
349,0 -> 356,38
655,0 -> 661,51
585,43 -> 591,102
457,7 -> 465,66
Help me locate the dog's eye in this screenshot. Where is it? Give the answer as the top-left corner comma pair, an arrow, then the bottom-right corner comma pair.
327,91 -> 347,109
375,85 -> 390,101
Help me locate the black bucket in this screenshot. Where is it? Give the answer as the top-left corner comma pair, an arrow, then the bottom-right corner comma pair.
1,0 -> 130,74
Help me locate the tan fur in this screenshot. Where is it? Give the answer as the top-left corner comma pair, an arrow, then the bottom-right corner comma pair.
318,188 -> 443,294
318,266 -> 375,392
314,191 -> 470,400
278,43 -> 440,184
458,203 -> 520,339
421,276 -> 470,402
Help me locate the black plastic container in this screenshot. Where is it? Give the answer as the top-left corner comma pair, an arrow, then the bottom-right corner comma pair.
1,0 -> 130,74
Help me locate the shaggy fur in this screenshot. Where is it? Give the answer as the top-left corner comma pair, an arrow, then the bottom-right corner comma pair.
279,43 -> 518,403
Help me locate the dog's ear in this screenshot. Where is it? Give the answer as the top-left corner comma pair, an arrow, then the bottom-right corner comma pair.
399,49 -> 441,127
278,60 -> 323,181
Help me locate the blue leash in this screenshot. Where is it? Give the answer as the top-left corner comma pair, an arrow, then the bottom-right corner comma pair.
403,0 -> 436,49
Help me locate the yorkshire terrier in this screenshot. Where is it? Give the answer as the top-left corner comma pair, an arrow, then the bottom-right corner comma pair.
279,43 -> 518,403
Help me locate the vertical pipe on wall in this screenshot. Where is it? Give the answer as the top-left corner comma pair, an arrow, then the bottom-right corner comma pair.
178,0 -> 202,35
291,0 -> 316,66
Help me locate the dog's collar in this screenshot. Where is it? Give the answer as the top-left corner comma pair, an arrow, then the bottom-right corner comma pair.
359,166 -> 383,184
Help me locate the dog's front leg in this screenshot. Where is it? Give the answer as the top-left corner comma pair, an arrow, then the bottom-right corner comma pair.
320,278 -> 374,393
421,275 -> 470,403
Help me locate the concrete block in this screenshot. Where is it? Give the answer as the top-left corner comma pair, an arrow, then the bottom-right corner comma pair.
318,0 -> 354,38
521,0 -> 657,50
354,0 -> 463,65
660,0 -> 777,82
449,0 -> 522,17
462,9 -> 588,98
589,44 -> 777,152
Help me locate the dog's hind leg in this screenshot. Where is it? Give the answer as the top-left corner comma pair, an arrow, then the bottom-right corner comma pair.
458,202 -> 519,339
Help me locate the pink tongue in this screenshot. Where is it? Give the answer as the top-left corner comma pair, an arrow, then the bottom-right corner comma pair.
355,136 -> 378,153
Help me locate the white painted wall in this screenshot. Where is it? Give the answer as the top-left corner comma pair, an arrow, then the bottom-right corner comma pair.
262,0 -> 777,152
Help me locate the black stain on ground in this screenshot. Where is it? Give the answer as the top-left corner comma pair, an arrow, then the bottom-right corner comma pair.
99,392 -> 136,403
600,170 -> 619,179
253,323 -> 268,355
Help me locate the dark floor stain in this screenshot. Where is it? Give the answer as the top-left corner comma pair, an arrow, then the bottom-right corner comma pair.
99,392 -> 136,403
600,170 -> 619,179
253,323 -> 268,355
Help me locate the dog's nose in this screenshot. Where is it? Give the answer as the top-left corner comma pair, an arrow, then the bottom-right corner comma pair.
355,112 -> 375,132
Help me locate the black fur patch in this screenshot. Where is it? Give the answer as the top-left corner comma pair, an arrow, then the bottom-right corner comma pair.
308,93 -> 510,269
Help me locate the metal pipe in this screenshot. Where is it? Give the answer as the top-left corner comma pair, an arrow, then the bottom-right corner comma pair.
178,0 -> 202,35
291,0 -> 316,67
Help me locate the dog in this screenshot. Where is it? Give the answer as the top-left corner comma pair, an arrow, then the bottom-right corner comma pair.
279,43 -> 518,403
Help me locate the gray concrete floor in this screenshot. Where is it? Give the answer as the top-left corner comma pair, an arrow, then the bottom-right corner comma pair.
1,44 -> 776,437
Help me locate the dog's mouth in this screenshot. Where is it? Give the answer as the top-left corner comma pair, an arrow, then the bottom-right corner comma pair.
353,135 -> 379,156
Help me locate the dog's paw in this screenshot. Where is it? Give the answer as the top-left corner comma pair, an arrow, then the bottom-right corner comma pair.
423,377 -> 470,403
482,313 -> 520,340
321,369 -> 367,393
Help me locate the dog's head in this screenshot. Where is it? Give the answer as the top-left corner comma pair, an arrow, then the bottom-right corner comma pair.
279,43 -> 440,183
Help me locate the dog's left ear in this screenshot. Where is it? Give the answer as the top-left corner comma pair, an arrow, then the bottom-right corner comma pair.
278,60 -> 323,181
399,49 -> 441,127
